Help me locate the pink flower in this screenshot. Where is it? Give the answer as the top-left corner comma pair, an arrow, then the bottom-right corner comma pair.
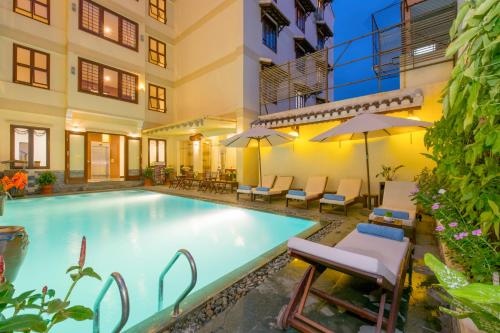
459,232 -> 468,238
435,225 -> 445,232
79,236 -> 86,268
472,229 -> 482,236
454,234 -> 461,240
431,203 -> 440,210
448,222 -> 458,227
0,256 -> 4,284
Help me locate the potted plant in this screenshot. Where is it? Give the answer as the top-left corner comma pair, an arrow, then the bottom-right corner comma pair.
376,164 -> 404,202
36,171 -> 57,195
0,237 -> 101,331
383,211 -> 393,222
164,166 -> 175,185
143,166 -> 154,186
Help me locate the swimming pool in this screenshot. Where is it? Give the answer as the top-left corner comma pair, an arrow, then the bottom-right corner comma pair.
1,190 -> 316,332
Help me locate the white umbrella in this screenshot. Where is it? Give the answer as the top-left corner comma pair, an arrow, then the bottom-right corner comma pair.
311,113 -> 432,208
221,127 -> 294,186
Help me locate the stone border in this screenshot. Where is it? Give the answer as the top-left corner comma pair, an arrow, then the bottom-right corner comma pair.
161,218 -> 343,333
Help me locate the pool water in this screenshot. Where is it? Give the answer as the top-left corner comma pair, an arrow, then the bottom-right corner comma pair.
1,190 -> 315,332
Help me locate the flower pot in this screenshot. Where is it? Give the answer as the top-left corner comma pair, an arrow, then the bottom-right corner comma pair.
144,178 -> 153,186
0,194 -> 5,217
40,185 -> 53,195
0,226 -> 29,282
383,216 -> 393,222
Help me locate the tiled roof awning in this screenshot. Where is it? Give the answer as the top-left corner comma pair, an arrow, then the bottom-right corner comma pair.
316,21 -> 333,38
296,0 -> 316,14
294,37 -> 316,54
259,0 -> 290,32
142,116 -> 236,137
252,89 -> 424,128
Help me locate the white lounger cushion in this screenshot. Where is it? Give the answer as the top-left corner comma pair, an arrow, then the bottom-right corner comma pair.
319,196 -> 356,206
253,176 -> 293,196
288,230 -> 409,285
373,181 -> 418,227
287,192 -> 322,201
237,188 -> 252,194
320,179 -> 362,206
369,206 -> 416,227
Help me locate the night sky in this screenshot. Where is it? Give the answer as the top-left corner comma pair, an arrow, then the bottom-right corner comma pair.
333,0 -> 401,101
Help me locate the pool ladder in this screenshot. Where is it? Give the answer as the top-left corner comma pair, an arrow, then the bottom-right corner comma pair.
93,272 -> 130,333
158,249 -> 198,317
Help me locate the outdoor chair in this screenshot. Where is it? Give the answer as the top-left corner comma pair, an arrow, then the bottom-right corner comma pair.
319,178 -> 362,215
236,175 -> 276,200
369,181 -> 417,241
278,224 -> 413,333
252,176 -> 294,203
285,176 -> 328,209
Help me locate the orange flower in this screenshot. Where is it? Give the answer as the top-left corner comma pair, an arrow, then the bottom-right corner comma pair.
11,172 -> 28,190
0,176 -> 13,192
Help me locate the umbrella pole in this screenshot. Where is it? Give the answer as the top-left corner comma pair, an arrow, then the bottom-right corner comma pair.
364,132 -> 372,210
257,139 -> 262,187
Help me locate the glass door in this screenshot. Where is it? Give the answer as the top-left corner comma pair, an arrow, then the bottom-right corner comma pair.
65,131 -> 87,183
125,137 -> 141,180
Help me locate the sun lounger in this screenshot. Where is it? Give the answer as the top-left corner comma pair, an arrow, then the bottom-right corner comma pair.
286,176 -> 328,209
236,175 -> 276,200
278,225 -> 413,333
369,181 -> 417,241
252,176 -> 293,203
319,178 -> 362,215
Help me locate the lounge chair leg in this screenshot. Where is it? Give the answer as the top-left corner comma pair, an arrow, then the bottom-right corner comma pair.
268,195 -> 271,203
236,193 -> 239,201
319,203 -> 322,213
344,205 -> 348,216
306,201 -> 309,209
375,292 -> 387,333
286,198 -> 289,207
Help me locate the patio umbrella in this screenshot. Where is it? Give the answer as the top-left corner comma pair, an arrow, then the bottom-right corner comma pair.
311,113 -> 432,209
221,127 -> 294,186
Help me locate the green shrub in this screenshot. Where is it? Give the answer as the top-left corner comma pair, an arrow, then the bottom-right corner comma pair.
36,171 -> 57,186
423,0 -> 500,238
143,166 -> 154,180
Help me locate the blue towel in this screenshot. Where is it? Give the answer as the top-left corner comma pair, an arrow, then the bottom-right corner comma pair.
357,223 -> 404,241
373,208 -> 409,220
238,185 -> 252,190
288,190 -> 306,196
324,194 -> 345,201
255,186 -> 270,191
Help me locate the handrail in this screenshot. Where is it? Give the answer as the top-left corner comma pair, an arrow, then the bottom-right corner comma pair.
158,249 -> 197,317
93,272 -> 130,333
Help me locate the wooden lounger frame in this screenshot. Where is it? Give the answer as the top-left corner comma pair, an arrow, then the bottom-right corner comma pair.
286,177 -> 328,209
278,244 -> 413,333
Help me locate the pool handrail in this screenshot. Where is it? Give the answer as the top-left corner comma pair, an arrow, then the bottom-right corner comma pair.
157,249 -> 197,317
93,272 -> 130,333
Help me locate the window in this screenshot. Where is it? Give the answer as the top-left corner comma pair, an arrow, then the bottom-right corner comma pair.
10,125 -> 50,169
296,2 -> 306,33
13,44 -> 49,89
149,0 -> 166,24
80,0 -> 138,50
295,92 -> 306,108
148,37 -> 166,68
262,16 -> 277,52
148,83 -> 166,112
317,33 -> 326,49
79,58 -> 138,103
14,0 -> 49,24
148,139 -> 166,165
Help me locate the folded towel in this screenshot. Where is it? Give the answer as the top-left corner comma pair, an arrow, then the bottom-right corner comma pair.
324,194 -> 345,201
288,190 -> 306,196
357,223 -> 404,241
255,186 -> 270,191
238,185 -> 252,190
373,208 -> 410,220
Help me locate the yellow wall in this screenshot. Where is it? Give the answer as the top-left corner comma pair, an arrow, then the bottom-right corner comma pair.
259,81 -> 446,194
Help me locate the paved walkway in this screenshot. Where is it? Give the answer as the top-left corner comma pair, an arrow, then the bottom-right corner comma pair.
149,186 -> 450,333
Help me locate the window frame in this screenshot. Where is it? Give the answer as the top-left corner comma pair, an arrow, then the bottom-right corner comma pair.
78,58 -> 139,104
148,36 -> 167,68
148,138 -> 166,165
148,83 -> 166,113
262,15 -> 278,53
79,0 -> 139,51
296,1 -> 306,33
10,125 -> 50,169
13,43 -> 50,90
13,0 -> 50,24
149,0 -> 167,24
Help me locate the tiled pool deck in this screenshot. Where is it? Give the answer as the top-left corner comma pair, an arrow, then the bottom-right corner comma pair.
148,186 -> 451,333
